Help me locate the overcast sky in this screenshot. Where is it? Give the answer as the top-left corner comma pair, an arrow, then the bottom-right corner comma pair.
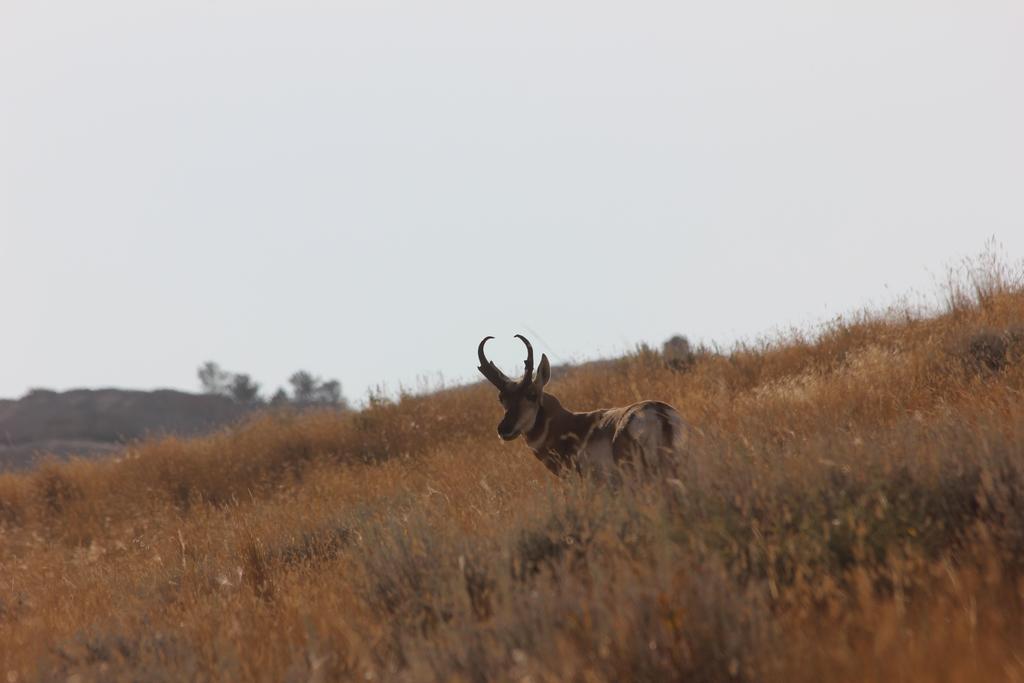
2,1 -> 1023,403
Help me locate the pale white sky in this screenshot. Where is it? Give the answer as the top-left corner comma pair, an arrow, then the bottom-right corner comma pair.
2,1 -> 1023,403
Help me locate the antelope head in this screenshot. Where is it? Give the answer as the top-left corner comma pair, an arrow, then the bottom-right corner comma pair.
478,334 -> 552,440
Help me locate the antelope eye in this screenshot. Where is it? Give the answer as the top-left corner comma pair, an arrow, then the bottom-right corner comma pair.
526,391 -> 537,400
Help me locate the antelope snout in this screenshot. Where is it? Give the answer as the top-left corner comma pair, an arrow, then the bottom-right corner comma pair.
497,425 -> 519,441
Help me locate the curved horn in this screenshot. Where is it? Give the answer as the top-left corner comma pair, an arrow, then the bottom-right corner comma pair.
514,334 -> 534,386
477,336 -> 512,389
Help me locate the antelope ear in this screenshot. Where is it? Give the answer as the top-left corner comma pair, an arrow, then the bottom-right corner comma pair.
536,354 -> 551,389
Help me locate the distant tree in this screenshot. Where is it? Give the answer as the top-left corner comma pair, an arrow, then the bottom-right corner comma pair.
289,371 -> 319,404
228,374 -> 262,404
198,361 -> 230,395
269,387 -> 290,406
316,379 -> 346,408
288,371 -> 347,408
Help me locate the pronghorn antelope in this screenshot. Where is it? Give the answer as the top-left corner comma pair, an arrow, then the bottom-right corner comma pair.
477,335 -> 688,481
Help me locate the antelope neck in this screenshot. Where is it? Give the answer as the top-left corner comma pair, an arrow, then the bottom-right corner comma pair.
524,394 -> 572,449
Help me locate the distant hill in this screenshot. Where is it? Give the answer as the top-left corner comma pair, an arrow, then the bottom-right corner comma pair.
0,388 -> 249,471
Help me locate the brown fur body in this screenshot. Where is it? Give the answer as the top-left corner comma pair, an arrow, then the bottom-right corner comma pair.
522,393 -> 688,480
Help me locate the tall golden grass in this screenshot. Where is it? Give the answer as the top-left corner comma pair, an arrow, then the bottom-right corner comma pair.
2,254 -> 1024,682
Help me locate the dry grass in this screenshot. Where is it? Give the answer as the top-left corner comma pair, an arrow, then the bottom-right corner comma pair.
3,256 -> 1024,682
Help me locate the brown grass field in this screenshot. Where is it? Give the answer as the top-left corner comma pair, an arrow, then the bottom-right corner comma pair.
3,255 -> 1024,682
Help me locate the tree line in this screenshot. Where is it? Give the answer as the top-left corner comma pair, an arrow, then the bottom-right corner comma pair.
197,362 -> 348,409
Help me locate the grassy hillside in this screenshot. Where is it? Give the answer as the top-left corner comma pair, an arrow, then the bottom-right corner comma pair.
2,258 -> 1024,682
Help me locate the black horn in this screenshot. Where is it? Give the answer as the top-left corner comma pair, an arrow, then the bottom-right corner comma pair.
478,336 -> 513,389
515,334 -> 534,386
